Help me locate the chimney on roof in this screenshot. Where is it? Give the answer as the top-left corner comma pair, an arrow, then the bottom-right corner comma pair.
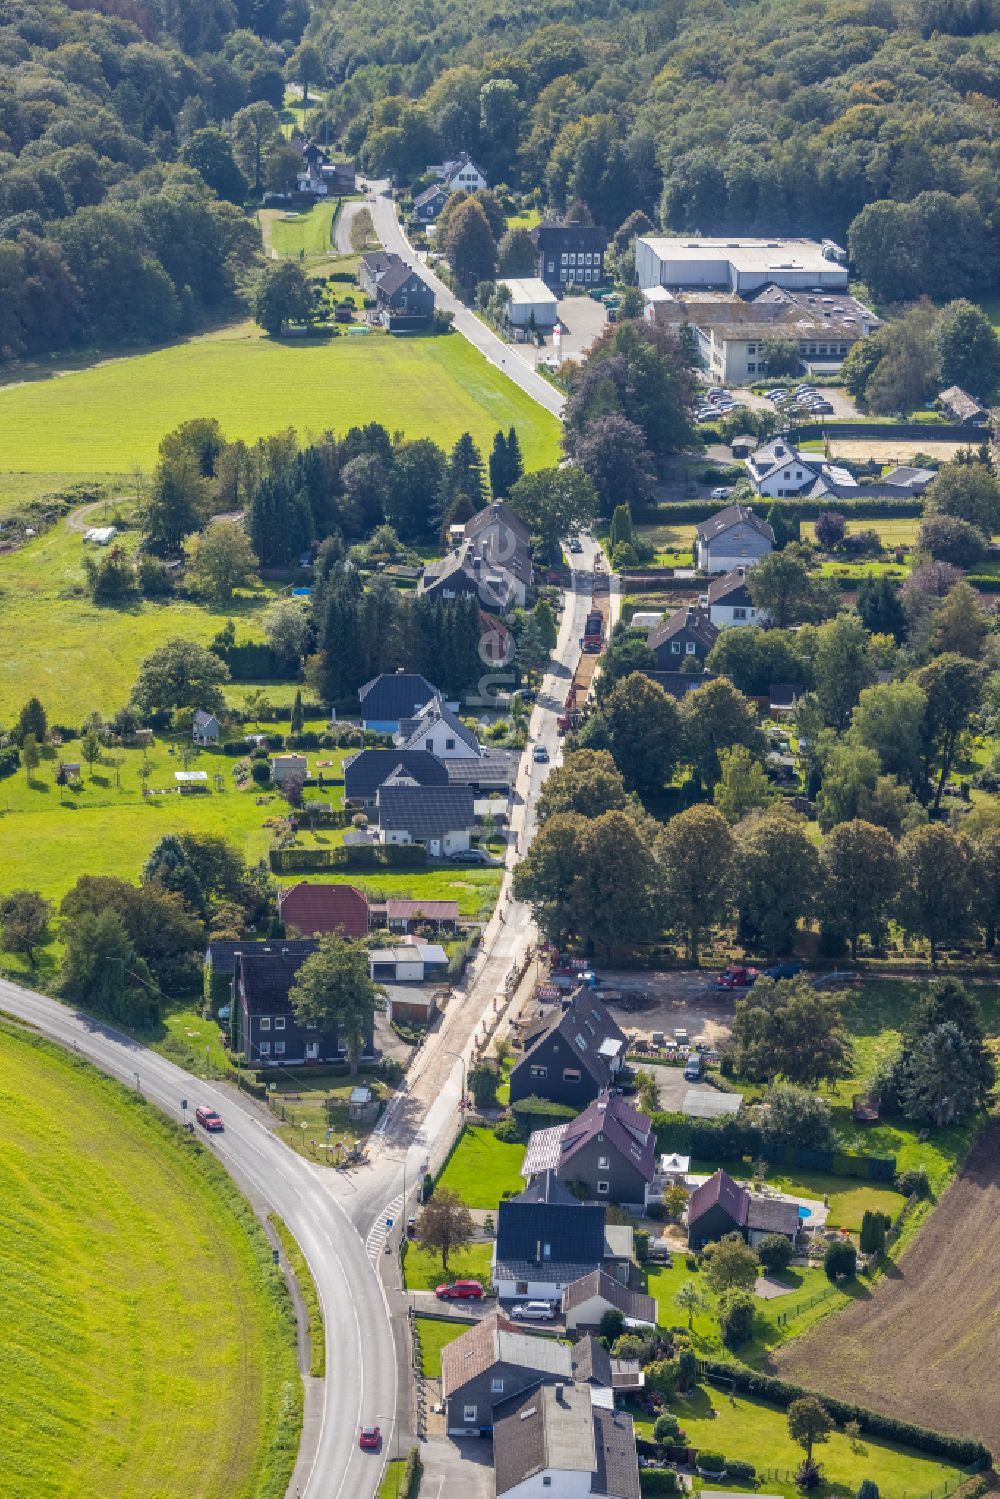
554,1384 -> 566,1404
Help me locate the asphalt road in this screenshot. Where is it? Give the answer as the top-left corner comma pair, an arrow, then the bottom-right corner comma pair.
0,977 -> 396,1499
366,181 -> 565,419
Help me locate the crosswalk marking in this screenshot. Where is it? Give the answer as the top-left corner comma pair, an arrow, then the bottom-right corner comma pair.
365,1192 -> 404,1262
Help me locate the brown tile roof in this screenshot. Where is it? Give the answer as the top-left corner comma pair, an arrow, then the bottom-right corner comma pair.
687,1168 -> 749,1229
562,1269 -> 657,1326
277,881 -> 369,940
592,1406 -> 641,1499
570,1331 -> 613,1386
441,1312 -> 571,1398
385,899 -> 459,921
746,1194 -> 801,1236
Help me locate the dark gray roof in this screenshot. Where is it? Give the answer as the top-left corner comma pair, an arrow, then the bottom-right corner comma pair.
465,500 -> 531,547
496,1179 -> 605,1270
193,709 -> 219,729
696,503 -> 775,544
705,567 -> 754,606
688,1168 -> 749,1229
414,184 -> 446,207
647,606 -> 718,653
563,1270 -> 657,1326
571,1331 -> 613,1386
237,951 -> 311,1014
558,1095 -> 656,1184
515,1170 -> 579,1207
378,261 -> 421,298
444,751 -> 516,789
358,671 -> 438,722
343,748 -> 448,802
360,250 -> 394,278
494,1383 -> 595,1497
376,783 -> 476,837
207,938 -> 316,980
592,1406 -> 641,1499
442,1312 -> 570,1398
644,669 -> 716,699
746,1194 -> 801,1235
514,989 -> 626,1091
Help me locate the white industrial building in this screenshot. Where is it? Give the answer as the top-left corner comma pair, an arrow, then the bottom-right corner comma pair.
635,236 -> 849,294
500,277 -> 558,332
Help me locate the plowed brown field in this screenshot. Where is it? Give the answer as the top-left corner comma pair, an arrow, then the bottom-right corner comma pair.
774,1118 -> 1000,1454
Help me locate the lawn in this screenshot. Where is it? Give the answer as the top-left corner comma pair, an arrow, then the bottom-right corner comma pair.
401,1239 -> 493,1291
435,1124 -> 527,1208
801,517 -> 922,549
635,521 -> 698,568
0,1019 -> 300,1499
266,202 -> 336,259
414,1315 -> 470,1377
0,320 -> 561,474
628,1383 -> 962,1499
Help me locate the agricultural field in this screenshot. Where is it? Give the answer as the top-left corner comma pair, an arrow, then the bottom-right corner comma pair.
775,1117 -> 1000,1453
0,321 -> 561,475
0,1020 -> 299,1499
628,1383 -> 964,1499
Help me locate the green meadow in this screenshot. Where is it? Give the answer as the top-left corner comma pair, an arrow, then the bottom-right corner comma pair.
0,1020 -> 300,1499
0,321 -> 561,475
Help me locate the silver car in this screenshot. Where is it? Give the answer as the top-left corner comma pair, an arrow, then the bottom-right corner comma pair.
511,1301 -> 556,1321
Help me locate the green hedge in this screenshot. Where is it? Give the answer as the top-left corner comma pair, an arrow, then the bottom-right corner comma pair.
650,1111 -> 895,1180
640,1472 -> 680,1495
699,1360 -> 990,1467
269,844 -> 428,872
635,496 -> 923,526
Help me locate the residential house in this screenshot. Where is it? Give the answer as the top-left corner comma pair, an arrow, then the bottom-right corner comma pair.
413,183 -> 448,221
493,1173 -> 633,1303
635,236 -> 849,294
647,606 -> 718,668
769,682 -> 803,718
344,748 -> 449,807
270,752 -> 307,787
561,1269 -> 656,1333
443,751 -> 518,794
373,259 -> 434,331
277,881 -> 370,939
493,1382 -> 640,1499
500,278 -> 559,336
192,709 -> 220,745
293,139 -> 356,198
745,438 -> 826,499
358,671 -> 439,732
509,989 -> 626,1108
234,948 -> 374,1067
687,1168 -> 800,1249
375,777 -> 477,857
695,504 -> 774,573
465,501 -> 533,600
534,220 -> 609,293
381,898 -> 459,934
419,541 -> 520,613
204,937 -> 316,1013
367,941 -> 448,983
644,669 -> 716,701
359,250 -> 395,297
395,695 -> 482,758
441,1311 -> 573,1436
700,566 -> 760,628
434,153 -> 488,193
520,1094 -> 657,1207
939,386 -> 989,426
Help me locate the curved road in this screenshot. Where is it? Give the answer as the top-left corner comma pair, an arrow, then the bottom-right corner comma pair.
0,977 -> 396,1499
366,181 -> 565,419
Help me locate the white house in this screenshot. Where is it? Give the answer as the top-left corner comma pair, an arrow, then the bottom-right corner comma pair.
435,153 -> 487,193
270,753 -> 308,786
375,776 -> 476,858
745,436 -> 859,500
500,277 -> 559,332
635,236 -> 849,294
700,566 -> 761,627
494,1383 -> 640,1499
561,1269 -> 656,1333
396,695 -> 482,758
192,709 -> 221,745
695,504 -> 774,573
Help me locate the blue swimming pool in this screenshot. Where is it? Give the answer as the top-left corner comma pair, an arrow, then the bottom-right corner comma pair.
798,1205 -> 812,1220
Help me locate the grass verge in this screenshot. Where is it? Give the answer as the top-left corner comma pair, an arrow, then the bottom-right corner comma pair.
268,1213 -> 326,1377
401,1240 -> 493,1291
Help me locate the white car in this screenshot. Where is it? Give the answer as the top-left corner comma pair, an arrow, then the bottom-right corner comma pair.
511,1301 -> 556,1321
710,486 -> 734,500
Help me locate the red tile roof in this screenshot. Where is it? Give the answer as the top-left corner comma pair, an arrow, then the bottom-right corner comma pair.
278,882 -> 370,939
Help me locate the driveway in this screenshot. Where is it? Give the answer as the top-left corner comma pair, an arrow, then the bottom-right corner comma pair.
551,295 -> 607,361
419,1436 -> 494,1499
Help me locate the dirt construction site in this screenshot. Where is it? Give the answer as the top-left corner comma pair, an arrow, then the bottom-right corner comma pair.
773,1116 -> 1000,1452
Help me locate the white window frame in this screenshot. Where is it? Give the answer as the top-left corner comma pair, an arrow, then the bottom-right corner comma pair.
464,1405 -> 477,1425
491,1378 -> 504,1393
275,1016 -> 286,1030
275,1041 -> 285,1057
597,1180 -> 610,1195
259,1041 -> 271,1057
598,1155 -> 610,1169
260,1017 -> 271,1030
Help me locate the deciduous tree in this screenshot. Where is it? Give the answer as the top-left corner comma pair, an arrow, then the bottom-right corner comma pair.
131,638 -> 230,716
657,805 -> 734,965
0,889 -> 52,967
602,673 -> 683,796
187,520 -> 259,602
896,823 -> 975,965
289,936 -> 386,1075
736,812 -> 820,959
788,1397 -> 833,1462
536,750 -> 627,823
704,1233 -> 758,1294
680,677 -> 766,791
730,976 -> 852,1087
821,820 -> 898,960
415,1188 -> 474,1273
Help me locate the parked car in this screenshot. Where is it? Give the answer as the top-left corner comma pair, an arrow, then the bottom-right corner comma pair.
532,744 -> 550,763
448,848 -> 490,863
358,1426 -> 381,1451
435,1280 -> 484,1300
569,537 -> 583,553
763,962 -> 803,981
195,1105 -> 224,1131
406,1216 -> 416,1237
511,1300 -> 556,1321
684,1054 -> 705,1081
710,486 -> 734,500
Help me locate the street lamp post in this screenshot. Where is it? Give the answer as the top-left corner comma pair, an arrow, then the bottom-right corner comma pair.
373,1412 -> 402,1497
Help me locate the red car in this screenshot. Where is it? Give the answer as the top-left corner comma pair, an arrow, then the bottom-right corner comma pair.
715,966 -> 758,990
435,1280 -> 484,1301
358,1426 -> 381,1451
195,1105 -> 224,1131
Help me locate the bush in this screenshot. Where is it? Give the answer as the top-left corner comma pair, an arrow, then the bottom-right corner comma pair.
756,1233 -> 794,1273
727,1460 -> 757,1483
640,1473 -> 679,1495
895,1166 -> 929,1198
696,1451 -> 726,1473
796,1458 -> 822,1489
653,1413 -> 681,1444
600,1307 -> 626,1341
824,1239 -> 857,1281
250,760 -> 271,785
718,1288 -> 756,1348
0,744 -> 20,778
493,1115 -> 522,1143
